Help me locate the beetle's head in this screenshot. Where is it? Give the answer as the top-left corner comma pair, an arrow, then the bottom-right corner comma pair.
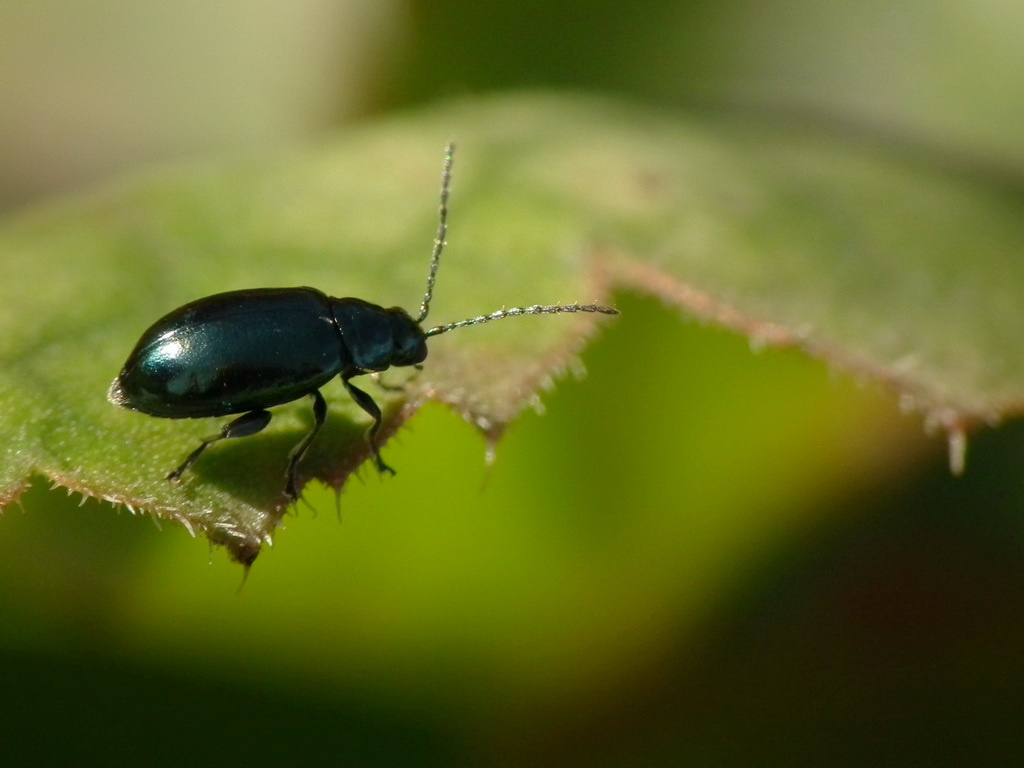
386,307 -> 428,367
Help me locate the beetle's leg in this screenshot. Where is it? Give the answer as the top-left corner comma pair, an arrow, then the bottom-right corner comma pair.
283,390 -> 327,501
370,365 -> 422,393
167,409 -> 272,485
370,372 -> 403,392
343,373 -> 396,476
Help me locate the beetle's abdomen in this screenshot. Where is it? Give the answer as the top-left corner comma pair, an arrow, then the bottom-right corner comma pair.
110,288 -> 345,418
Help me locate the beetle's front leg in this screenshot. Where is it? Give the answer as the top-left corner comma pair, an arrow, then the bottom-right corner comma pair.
342,373 -> 395,476
370,364 -> 424,393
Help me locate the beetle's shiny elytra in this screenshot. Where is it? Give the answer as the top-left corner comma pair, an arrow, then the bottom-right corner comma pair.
108,144 -> 618,501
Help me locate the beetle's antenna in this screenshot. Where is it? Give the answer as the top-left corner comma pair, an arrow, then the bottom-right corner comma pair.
414,144 -> 618,337
417,142 -> 454,324
424,303 -> 618,337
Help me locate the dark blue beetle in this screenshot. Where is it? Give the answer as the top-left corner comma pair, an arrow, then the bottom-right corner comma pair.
109,144 -> 617,500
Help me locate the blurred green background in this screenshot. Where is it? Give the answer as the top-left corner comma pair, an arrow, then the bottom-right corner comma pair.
4,1 -> 1024,764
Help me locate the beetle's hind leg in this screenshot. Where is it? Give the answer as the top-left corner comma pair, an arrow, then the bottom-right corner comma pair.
343,374 -> 396,476
283,390 -> 327,501
167,409 -> 272,485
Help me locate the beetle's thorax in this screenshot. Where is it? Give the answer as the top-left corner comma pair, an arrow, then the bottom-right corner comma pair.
329,297 -> 427,372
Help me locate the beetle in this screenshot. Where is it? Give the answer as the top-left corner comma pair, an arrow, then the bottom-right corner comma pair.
108,144 -> 618,500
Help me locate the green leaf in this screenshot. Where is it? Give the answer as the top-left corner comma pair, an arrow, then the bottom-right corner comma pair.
2,92 -> 1021,562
